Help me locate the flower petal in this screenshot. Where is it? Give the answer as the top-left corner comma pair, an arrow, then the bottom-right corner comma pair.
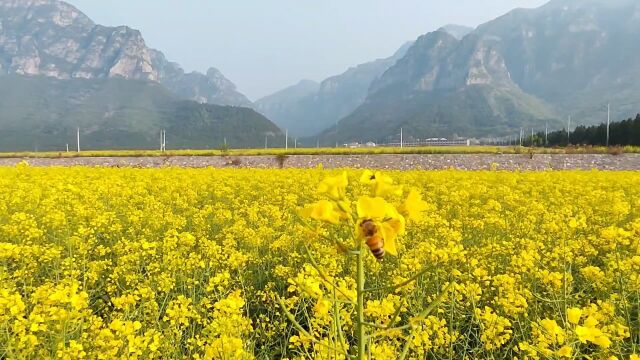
357,197 -> 387,219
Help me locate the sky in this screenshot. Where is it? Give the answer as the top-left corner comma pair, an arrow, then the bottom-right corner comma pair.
71,0 -> 549,100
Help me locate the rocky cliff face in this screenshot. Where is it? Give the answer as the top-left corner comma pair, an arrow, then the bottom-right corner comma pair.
150,50 -> 252,107
323,30 -> 555,144
0,0 -> 251,106
319,0 -> 640,144
475,0 -> 640,114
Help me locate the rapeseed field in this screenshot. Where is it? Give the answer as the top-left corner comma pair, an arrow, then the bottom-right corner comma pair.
1,164 -> 639,359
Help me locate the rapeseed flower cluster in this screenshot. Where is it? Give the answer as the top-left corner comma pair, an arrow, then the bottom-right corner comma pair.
0,167 -> 638,358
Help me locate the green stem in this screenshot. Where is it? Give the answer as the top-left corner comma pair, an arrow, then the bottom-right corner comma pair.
398,282 -> 456,360
276,295 -> 348,356
333,282 -> 347,355
386,301 -> 404,330
362,322 -> 388,330
356,246 -> 366,360
303,244 -> 356,304
363,267 -> 430,293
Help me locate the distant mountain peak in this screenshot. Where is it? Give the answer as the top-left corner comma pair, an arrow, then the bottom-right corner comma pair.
438,24 -> 474,39
256,41 -> 413,137
0,0 -> 252,107
205,67 -> 239,92
544,0 -> 637,8
296,79 -> 320,87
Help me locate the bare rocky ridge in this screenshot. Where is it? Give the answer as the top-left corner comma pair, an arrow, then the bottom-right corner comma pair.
0,0 -> 251,106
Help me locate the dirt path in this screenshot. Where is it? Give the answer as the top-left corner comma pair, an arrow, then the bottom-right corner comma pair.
2,154 -> 640,170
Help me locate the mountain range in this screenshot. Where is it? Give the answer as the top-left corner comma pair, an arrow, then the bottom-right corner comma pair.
2,0 -> 640,149
0,0 -> 251,106
255,42 -> 413,137
261,0 -> 640,144
0,74 -> 281,151
0,0 -> 282,150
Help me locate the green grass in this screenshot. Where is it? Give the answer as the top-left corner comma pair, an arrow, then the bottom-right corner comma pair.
1,145 -> 639,158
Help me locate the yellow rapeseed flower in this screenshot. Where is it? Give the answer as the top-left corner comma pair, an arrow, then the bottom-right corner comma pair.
2,167 -> 639,358
401,189 -> 428,222
575,325 -> 611,348
317,172 -> 348,200
356,197 -> 405,256
567,308 -> 582,325
300,200 -> 343,225
556,345 -> 572,358
360,170 -> 403,198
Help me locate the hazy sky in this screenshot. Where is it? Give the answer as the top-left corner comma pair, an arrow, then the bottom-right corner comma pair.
71,0 -> 548,100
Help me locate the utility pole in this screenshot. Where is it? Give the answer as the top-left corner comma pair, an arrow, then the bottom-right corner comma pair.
66,143 -> 69,153
519,128 -> 523,146
531,128 -> 534,146
400,128 -> 404,148
294,138 -> 297,149
545,122 -> 548,146
285,129 -> 288,149
76,127 -> 80,152
334,120 -> 338,149
606,103 -> 610,147
160,130 -> 166,152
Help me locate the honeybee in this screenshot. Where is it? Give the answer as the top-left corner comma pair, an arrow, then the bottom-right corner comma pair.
360,220 -> 385,260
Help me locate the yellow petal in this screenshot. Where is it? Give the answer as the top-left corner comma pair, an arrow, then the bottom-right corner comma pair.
402,189 -> 428,222
557,346 -> 572,358
385,215 -> 406,236
575,326 -> 591,343
305,200 -> 341,224
592,334 -> 611,348
360,170 -> 375,184
567,308 -> 582,325
375,172 -> 393,185
380,224 -> 398,256
318,172 -> 349,200
357,197 -> 387,219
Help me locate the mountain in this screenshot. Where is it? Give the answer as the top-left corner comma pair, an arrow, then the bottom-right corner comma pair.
474,0 -> 640,121
438,24 -> 474,39
0,0 -> 251,106
0,0 -> 274,151
320,30 -> 556,144
255,42 -> 413,137
318,0 -> 640,144
254,80 -> 319,129
0,75 -> 281,151
150,51 -> 252,107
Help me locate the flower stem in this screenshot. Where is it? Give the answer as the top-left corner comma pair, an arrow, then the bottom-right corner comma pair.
356,245 -> 366,360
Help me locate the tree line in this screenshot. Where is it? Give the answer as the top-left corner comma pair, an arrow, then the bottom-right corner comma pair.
523,114 -> 640,147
